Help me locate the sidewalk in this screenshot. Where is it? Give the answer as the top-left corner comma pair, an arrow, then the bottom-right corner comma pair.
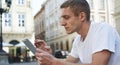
9,61 -> 38,65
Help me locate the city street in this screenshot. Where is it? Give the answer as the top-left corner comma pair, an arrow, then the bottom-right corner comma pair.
9,61 -> 38,65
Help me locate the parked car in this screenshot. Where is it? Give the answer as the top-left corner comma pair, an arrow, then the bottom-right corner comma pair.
54,50 -> 69,59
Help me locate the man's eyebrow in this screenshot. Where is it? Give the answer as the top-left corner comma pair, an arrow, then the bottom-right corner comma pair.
61,15 -> 65,17
61,15 -> 68,18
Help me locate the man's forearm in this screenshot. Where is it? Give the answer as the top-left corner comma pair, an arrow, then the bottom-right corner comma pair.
54,59 -> 91,65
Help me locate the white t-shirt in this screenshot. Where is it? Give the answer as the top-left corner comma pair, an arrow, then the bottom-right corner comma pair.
69,22 -> 120,65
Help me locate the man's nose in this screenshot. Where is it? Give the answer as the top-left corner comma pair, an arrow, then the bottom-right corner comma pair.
60,20 -> 66,26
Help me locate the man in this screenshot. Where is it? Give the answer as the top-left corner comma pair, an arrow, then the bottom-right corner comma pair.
35,0 -> 120,65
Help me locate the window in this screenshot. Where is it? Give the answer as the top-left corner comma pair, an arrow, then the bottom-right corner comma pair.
60,42 -> 63,50
4,13 -> 12,27
27,0 -> 31,8
18,14 -> 25,27
66,41 -> 69,51
90,15 -> 94,22
18,0 -> 25,5
100,16 -> 105,22
89,0 -> 94,9
99,0 -> 105,10
56,43 -> 59,50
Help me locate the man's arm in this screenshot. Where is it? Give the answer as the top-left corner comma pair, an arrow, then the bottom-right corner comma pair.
66,55 -> 79,63
36,49 -> 111,65
55,50 -> 111,65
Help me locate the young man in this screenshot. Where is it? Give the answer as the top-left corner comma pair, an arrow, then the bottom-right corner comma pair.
35,0 -> 120,65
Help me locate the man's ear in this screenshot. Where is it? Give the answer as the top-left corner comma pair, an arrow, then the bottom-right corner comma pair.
79,12 -> 86,22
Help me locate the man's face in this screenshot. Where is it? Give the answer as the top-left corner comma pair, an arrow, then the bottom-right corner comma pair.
61,7 -> 82,34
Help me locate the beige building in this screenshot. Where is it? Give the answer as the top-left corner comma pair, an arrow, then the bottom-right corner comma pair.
35,0 -> 115,54
87,0 -> 115,26
114,0 -> 120,34
34,6 -> 45,40
2,0 -> 34,57
43,0 -> 75,53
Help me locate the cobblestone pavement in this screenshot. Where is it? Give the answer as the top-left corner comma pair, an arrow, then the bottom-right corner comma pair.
9,61 -> 38,65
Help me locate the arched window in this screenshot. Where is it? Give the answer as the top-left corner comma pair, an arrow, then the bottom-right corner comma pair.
60,42 -> 63,50
56,43 -> 59,50
9,40 -> 19,45
66,41 -> 69,51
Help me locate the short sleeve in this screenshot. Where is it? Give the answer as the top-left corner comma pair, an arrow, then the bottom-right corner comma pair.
69,35 -> 80,58
92,23 -> 116,54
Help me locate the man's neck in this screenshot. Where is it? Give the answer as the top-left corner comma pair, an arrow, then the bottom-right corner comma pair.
79,21 -> 91,41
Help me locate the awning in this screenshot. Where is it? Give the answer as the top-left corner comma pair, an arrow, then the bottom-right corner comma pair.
15,42 -> 26,47
3,43 -> 13,47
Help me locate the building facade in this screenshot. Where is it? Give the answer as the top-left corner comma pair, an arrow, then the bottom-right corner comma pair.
44,0 -> 76,54
114,0 -> 120,34
35,0 -> 115,54
34,6 -> 45,40
2,0 -> 34,60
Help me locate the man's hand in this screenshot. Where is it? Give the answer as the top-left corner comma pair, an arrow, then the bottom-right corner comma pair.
34,39 -> 52,54
35,48 -> 57,65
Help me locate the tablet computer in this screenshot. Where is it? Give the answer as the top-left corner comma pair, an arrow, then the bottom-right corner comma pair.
22,39 -> 36,54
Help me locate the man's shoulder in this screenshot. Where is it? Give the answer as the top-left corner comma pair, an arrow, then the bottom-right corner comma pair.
92,22 -> 110,27
91,22 -> 114,31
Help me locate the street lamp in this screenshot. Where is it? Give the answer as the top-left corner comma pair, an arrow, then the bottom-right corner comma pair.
0,0 -> 11,65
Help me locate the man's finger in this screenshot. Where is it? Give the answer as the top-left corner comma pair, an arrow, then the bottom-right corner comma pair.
34,40 -> 47,48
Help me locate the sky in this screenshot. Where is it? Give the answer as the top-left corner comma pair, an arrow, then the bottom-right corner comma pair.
32,0 -> 46,16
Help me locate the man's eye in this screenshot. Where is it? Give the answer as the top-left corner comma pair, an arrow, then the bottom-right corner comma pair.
64,16 -> 69,19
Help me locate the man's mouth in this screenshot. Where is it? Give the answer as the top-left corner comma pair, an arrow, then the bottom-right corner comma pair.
65,27 -> 69,30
